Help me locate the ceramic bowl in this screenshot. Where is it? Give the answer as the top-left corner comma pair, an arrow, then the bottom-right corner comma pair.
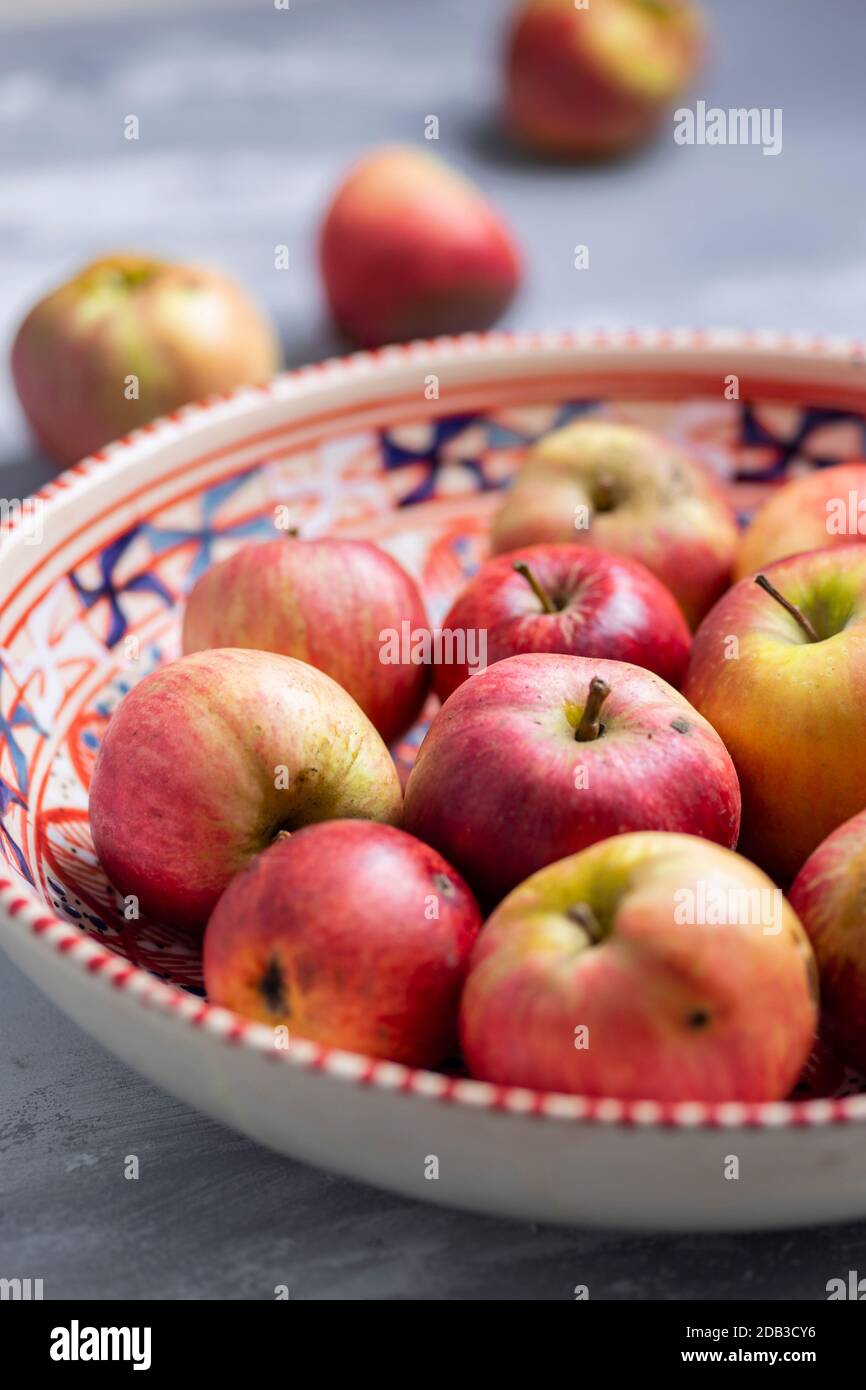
3,329 -> 866,1232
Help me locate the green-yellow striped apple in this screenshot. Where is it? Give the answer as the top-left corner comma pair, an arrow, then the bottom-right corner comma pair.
183,535 -> 431,744
460,832 -> 818,1101
90,649 -> 402,929
505,0 -> 705,160
735,463 -> 866,580
684,546 -> 866,883
11,253 -> 279,467
491,419 -> 738,627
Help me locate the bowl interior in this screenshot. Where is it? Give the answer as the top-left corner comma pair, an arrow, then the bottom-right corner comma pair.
3,357 -> 865,1101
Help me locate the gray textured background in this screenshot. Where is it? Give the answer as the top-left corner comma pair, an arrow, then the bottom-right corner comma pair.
2,0 -> 866,1300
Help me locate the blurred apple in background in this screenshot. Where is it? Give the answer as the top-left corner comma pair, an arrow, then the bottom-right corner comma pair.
404,651 -> 740,906
11,253 -> 280,468
460,832 -> 817,1101
491,419 -> 738,627
504,0 -> 704,161
90,649 -> 402,929
433,542 -> 691,703
735,463 -> 866,579
790,810 -> 866,1074
205,820 -> 482,1067
684,546 -> 866,883
183,536 -> 431,745
319,145 -> 521,347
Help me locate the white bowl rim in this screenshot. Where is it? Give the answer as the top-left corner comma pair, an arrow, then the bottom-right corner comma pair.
2,325 -> 865,1134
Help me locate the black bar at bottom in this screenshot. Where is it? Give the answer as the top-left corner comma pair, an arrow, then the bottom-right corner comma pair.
1,1297 -> 861,1372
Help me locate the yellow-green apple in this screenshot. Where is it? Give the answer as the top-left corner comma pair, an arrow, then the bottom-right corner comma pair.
790,810 -> 866,1073
684,546 -> 866,883
11,253 -> 279,468
460,832 -> 817,1101
404,651 -> 740,905
433,542 -> 690,703
204,820 -> 482,1066
183,536 -> 431,744
90,649 -> 402,929
490,419 -> 738,627
319,146 -> 521,347
504,0 -> 705,161
736,463 -> 866,580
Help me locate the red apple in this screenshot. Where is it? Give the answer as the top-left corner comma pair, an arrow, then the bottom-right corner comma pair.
204,820 -> 482,1067
433,542 -> 690,704
490,419 -> 738,628
505,0 -> 705,161
90,649 -> 402,929
460,831 -> 817,1101
11,253 -> 280,468
683,547 -> 866,883
403,651 -> 740,905
790,810 -> 866,1074
319,145 -> 521,348
183,535 -> 431,745
736,463 -> 866,580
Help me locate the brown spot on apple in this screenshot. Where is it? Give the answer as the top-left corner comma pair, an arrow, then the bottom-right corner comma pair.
260,955 -> 289,1016
294,767 -> 320,784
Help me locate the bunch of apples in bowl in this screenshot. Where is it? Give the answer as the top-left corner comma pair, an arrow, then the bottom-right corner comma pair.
3,332 -> 866,1231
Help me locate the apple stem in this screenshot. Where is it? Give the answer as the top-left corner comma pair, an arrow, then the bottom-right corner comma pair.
575,676 -> 611,742
592,472 -> 619,514
274,829 -> 292,843
567,902 -> 605,945
512,560 -> 556,614
754,573 -> 819,643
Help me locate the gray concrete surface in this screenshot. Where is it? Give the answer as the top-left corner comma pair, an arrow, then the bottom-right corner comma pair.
1,0 -> 866,1299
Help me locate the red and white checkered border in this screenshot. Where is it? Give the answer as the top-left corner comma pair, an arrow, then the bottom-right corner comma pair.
3,327 -> 866,1131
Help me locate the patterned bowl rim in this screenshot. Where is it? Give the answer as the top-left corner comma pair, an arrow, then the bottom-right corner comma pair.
2,326 -> 865,1134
